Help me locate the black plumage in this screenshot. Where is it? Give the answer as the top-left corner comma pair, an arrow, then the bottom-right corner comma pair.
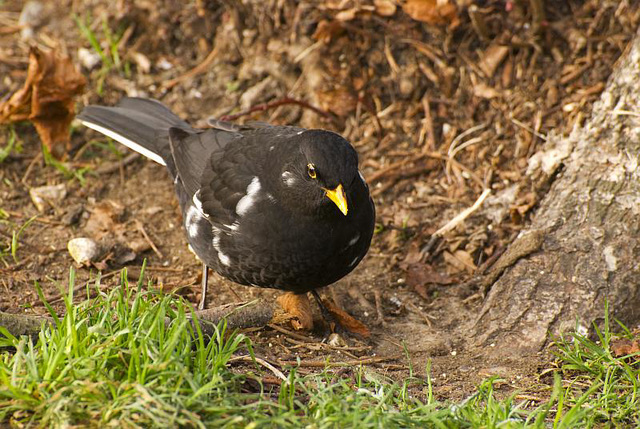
77,98 -> 375,309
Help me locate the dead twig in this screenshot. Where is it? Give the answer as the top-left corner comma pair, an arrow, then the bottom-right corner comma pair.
21,152 -> 42,185
134,219 -> 163,258
95,152 -> 140,175
419,95 -> 436,152
434,188 -> 491,237
268,323 -> 315,342
421,189 -> 491,256
229,355 -> 288,383
162,45 -> 220,90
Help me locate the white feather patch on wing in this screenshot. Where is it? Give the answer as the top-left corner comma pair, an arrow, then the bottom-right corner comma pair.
80,120 -> 166,166
185,205 -> 201,238
192,191 -> 209,218
218,251 -> 231,266
236,177 -> 261,216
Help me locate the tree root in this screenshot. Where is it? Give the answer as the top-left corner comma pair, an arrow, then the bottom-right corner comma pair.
0,300 -> 290,341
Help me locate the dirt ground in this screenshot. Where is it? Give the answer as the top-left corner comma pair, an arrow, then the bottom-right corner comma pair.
1,0 -> 638,402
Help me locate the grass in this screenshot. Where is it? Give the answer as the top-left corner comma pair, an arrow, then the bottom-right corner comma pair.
0,214 -> 37,267
551,306 -> 640,427
0,270 -> 638,428
41,143 -> 92,185
0,126 -> 21,164
74,14 -> 129,96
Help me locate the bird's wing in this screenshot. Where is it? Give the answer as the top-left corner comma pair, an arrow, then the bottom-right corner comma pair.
168,127 -> 266,228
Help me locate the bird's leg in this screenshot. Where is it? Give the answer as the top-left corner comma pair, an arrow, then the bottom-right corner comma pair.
310,290 -> 338,334
198,264 -> 209,310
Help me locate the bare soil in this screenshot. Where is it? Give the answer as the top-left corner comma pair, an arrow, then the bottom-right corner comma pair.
1,0 -> 637,402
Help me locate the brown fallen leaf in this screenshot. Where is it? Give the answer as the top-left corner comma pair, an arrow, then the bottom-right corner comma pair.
443,249 -> 477,274
0,46 -> 86,159
610,338 -> 640,358
84,200 -> 127,241
322,298 -> 371,338
316,87 -> 358,117
406,263 -> 454,300
276,292 -> 314,331
403,0 -> 459,28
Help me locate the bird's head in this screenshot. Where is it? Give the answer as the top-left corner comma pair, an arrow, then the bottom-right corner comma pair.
274,130 -> 359,217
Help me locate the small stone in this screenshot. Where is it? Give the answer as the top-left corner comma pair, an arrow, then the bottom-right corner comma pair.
29,184 -> 67,211
19,1 -> 44,40
77,47 -> 101,70
68,237 -> 101,265
327,332 -> 347,347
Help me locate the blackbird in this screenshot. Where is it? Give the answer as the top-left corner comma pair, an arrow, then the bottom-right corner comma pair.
77,97 -> 375,311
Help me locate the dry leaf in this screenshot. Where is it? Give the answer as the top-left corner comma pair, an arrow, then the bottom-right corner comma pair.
610,338 -> 640,358
276,292 -> 313,330
0,47 -> 86,159
443,250 -> 477,274
316,87 -> 358,117
406,263 -> 454,299
84,200 -> 126,241
323,298 -> 370,337
403,0 -> 459,28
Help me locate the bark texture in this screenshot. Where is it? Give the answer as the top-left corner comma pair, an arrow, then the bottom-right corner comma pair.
471,28 -> 640,354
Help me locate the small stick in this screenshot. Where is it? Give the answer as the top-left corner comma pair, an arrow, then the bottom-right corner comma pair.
433,188 -> 491,237
229,355 -> 288,383
219,96 -> 331,122
419,95 -> 436,152
21,152 -> 42,185
134,219 -> 163,258
404,301 -> 433,328
268,323 -> 315,343
95,152 -> 140,174
162,45 -> 220,90
421,188 -> 491,256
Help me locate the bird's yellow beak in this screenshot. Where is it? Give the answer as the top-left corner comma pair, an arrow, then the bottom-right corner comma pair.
324,184 -> 348,216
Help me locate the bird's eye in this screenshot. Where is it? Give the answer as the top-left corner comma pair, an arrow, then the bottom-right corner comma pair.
307,163 -> 317,179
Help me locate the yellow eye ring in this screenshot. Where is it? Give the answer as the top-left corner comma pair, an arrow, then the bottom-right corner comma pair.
307,163 -> 317,179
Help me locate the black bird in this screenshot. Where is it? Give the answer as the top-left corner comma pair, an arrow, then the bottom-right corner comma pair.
77,97 -> 375,311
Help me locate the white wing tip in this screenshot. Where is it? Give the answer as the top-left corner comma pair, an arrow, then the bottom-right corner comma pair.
80,120 -> 166,166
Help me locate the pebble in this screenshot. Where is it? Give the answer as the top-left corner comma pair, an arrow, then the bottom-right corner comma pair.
77,47 -> 101,70
19,1 -> 44,40
68,237 -> 101,265
29,184 -> 67,212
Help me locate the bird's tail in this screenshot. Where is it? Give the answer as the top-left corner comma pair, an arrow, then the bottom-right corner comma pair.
77,97 -> 191,165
